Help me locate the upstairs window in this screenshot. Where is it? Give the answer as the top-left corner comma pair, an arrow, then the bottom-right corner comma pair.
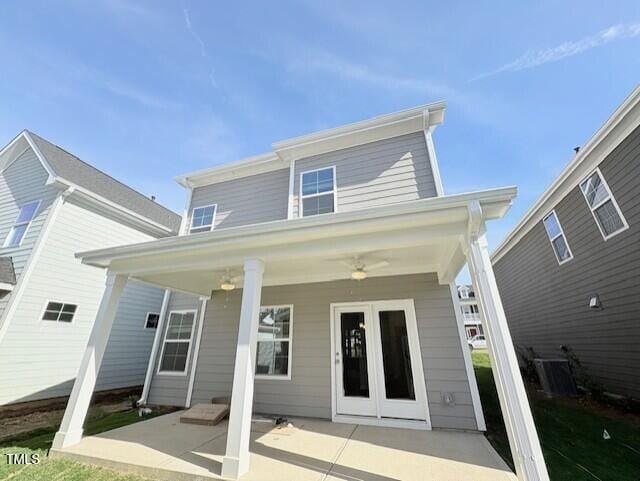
543,211 -> 573,264
4,200 -> 40,248
190,204 -> 216,233
580,169 -> 628,240
42,301 -> 77,323
300,167 -> 336,217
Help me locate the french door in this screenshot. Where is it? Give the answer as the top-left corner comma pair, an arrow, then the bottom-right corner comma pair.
333,300 -> 428,421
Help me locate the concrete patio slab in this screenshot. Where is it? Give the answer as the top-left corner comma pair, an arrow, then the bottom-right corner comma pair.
50,411 -> 516,481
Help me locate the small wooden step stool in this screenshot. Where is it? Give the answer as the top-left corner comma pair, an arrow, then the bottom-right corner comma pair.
180,403 -> 230,426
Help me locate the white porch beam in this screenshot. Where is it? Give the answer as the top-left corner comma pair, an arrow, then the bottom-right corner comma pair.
221,259 -> 265,479
52,273 -> 128,449
465,230 -> 549,481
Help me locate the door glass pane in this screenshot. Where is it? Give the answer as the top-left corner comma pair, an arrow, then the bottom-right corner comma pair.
340,312 -> 369,398
378,310 -> 415,400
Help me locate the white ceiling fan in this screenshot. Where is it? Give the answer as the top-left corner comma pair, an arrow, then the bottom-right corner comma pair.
337,255 -> 390,280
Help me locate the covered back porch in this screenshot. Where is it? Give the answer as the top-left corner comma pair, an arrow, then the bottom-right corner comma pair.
50,188 -> 549,481
52,410 -> 516,481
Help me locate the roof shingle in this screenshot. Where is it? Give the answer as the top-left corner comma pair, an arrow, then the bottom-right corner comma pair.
27,131 -> 180,233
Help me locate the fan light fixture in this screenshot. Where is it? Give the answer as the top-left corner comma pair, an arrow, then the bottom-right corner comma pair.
351,268 -> 367,280
220,277 -> 236,291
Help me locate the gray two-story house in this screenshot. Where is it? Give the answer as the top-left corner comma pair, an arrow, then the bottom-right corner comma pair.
51,103 -> 549,481
0,130 -> 180,405
492,86 -> 640,400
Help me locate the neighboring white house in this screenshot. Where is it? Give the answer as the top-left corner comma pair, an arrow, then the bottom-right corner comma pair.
0,130 -> 180,405
457,284 -> 484,339
53,103 -> 549,481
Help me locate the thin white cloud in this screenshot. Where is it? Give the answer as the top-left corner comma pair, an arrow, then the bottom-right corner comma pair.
103,0 -> 162,22
25,43 -> 181,111
289,51 -> 456,100
182,6 -> 207,58
472,22 -> 640,81
182,5 -> 218,89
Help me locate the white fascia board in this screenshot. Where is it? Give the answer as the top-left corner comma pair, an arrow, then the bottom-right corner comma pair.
20,131 -> 58,182
175,153 -> 286,188
273,102 -> 446,162
7,132 -> 175,237
492,85 -> 640,264
0,283 -> 15,292
60,181 -> 174,237
76,186 -> 515,269
174,102 -> 446,188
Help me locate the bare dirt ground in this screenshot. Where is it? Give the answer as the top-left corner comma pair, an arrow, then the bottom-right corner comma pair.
0,388 -> 141,442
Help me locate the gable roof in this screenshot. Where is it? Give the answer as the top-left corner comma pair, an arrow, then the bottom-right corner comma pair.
176,100 -> 446,188
491,85 -> 640,264
2,131 -> 180,234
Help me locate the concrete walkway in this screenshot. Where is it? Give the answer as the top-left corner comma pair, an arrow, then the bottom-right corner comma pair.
51,411 -> 516,481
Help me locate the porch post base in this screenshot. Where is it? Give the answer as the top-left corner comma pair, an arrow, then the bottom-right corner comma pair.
221,455 -> 248,480
51,429 -> 83,450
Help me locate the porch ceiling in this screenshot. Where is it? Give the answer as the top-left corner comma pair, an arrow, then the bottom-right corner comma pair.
77,188 -> 516,296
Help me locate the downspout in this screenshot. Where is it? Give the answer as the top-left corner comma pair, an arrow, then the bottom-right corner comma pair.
138,289 -> 171,405
287,158 -> 295,219
185,296 -> 209,407
423,109 -> 445,196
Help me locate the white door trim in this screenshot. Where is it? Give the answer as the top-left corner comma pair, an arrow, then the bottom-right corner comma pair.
330,299 -> 432,430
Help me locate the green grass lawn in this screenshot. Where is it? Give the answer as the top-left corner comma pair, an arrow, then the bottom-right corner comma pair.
1,406 -> 168,481
473,351 -> 640,481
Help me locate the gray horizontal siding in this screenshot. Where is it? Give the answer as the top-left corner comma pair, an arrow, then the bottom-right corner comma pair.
189,274 -> 477,430
97,282 -> 165,391
147,292 -> 202,407
189,168 -> 289,230
292,132 -> 437,217
494,124 -> 640,399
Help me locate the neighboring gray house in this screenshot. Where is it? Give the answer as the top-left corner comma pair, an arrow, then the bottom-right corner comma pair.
53,103 -> 549,481
0,130 -> 180,405
492,86 -> 640,399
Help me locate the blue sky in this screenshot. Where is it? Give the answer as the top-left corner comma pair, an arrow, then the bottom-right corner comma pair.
1,1 -> 639,282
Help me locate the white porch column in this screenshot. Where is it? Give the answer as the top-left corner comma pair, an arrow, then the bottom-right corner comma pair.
466,233 -> 549,481
221,259 -> 265,480
52,273 -> 128,449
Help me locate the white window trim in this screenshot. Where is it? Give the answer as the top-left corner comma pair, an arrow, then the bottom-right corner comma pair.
39,299 -> 78,324
579,167 -> 629,241
3,200 -> 41,249
298,166 -> 338,217
157,309 -> 198,376
255,304 -> 293,381
189,204 -> 217,234
543,210 -> 574,265
144,312 -> 160,329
